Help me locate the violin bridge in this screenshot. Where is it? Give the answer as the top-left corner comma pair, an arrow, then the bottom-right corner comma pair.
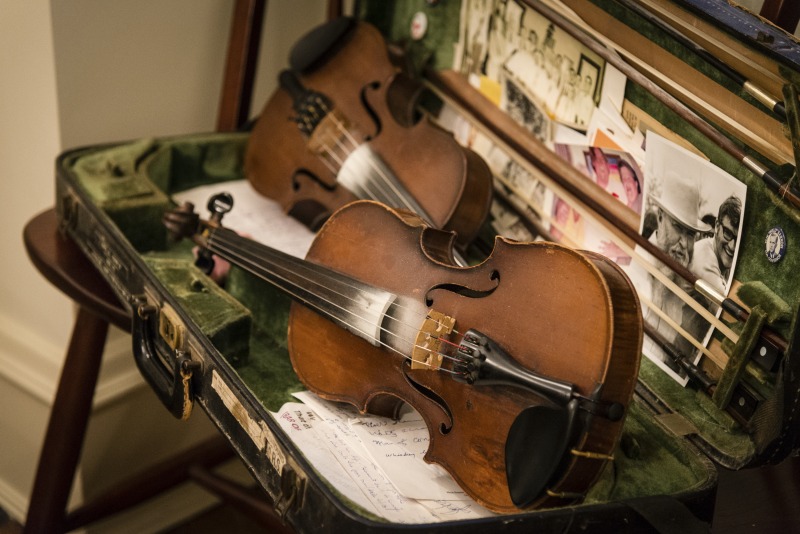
411,310 -> 455,370
307,109 -> 352,166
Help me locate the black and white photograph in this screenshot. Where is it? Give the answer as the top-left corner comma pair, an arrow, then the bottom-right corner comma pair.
624,132 -> 747,385
458,0 -> 494,76
501,76 -> 552,142
458,0 -> 605,129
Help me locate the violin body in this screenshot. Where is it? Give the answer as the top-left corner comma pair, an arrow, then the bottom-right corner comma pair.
288,201 -> 643,513
245,20 -> 492,248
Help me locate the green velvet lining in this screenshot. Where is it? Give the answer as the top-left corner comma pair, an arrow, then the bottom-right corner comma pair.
586,402 -> 711,502
357,0 -> 463,72
69,132 -> 250,253
63,133 -> 719,513
737,281 -> 792,324
71,138 -> 171,252
142,256 -> 252,366
225,266 -> 305,412
144,133 -> 249,194
638,359 -> 754,461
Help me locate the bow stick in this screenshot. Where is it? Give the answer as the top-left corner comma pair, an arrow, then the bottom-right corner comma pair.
612,0 -> 786,121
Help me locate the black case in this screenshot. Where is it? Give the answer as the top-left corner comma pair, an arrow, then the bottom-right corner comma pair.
54,1 -> 800,531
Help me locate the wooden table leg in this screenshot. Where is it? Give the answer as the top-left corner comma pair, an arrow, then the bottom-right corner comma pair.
23,307 -> 109,534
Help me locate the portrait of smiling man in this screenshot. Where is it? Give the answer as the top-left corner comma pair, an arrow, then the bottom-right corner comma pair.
691,195 -> 742,295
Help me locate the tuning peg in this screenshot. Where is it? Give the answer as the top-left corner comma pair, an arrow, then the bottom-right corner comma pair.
207,193 -> 233,224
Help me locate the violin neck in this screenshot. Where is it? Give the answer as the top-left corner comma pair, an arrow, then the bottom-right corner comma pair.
203,226 -> 396,347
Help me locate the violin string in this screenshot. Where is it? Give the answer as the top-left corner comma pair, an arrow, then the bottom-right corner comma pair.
209,233 -> 468,351
208,238 -> 467,375
317,139 -> 346,169
317,133 -> 415,215
316,149 -> 340,176
299,87 -> 439,237
331,126 -> 418,212
322,112 -> 429,219
212,225 -> 461,336
207,230 -> 469,374
300,99 -> 342,177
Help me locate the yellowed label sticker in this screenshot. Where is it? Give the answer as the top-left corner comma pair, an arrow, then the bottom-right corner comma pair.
210,370 -> 286,473
211,370 -> 264,449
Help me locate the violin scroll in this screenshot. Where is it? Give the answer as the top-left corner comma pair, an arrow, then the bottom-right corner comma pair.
163,193 -> 236,275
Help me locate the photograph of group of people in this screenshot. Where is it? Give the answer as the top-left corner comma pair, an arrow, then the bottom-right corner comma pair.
553,144 -> 644,215
459,0 -> 605,131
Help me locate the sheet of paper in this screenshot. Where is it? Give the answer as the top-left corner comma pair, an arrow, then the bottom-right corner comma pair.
271,403 -> 378,515
347,411 -> 471,501
292,391 -> 439,524
598,63 -> 627,125
172,179 -> 315,258
586,107 -> 645,166
293,391 -> 494,522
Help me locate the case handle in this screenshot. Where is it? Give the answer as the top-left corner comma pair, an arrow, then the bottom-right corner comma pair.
133,298 -> 197,420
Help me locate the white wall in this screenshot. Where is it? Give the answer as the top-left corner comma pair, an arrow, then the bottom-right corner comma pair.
0,0 -> 327,530
0,0 -> 74,519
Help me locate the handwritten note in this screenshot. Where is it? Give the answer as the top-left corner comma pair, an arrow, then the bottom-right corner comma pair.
272,403 -> 378,515
291,391 -> 494,522
292,392 -> 438,523
173,179 -> 315,258
348,411 -> 470,501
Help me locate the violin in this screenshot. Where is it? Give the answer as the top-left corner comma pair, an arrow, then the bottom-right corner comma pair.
164,195 -> 642,513
244,18 -> 492,250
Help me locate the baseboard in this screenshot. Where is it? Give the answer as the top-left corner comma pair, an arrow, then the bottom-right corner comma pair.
0,309 -> 64,406
0,475 -> 27,524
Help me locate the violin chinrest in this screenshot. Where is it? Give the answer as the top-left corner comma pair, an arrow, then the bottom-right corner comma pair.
505,401 -> 579,508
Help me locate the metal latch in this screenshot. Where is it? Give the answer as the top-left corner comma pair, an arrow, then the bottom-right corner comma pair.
275,465 -> 305,519
158,301 -> 185,351
133,294 -> 198,420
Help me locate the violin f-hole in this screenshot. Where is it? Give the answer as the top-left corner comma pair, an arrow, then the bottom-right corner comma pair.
291,168 -> 337,192
425,270 -> 500,307
402,363 -> 454,434
360,81 -> 383,140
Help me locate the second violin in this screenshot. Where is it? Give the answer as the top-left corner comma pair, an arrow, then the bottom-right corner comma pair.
245,18 -> 492,249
